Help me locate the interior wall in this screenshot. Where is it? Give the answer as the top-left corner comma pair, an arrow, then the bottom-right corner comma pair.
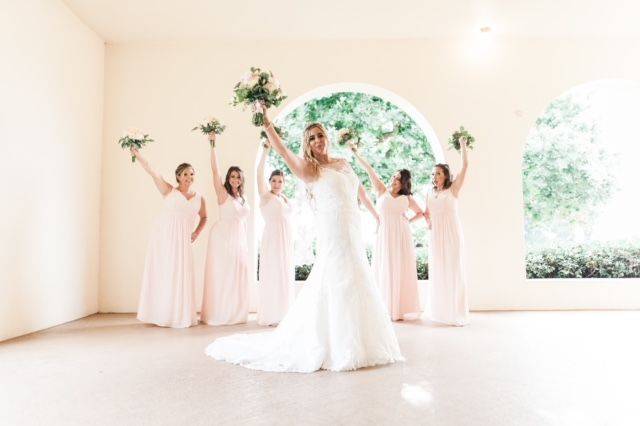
0,0 -> 104,341
99,37 -> 640,313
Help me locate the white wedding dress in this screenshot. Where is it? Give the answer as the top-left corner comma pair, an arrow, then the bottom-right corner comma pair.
205,165 -> 404,372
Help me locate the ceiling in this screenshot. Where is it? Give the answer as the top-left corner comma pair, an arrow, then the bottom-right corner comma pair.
62,0 -> 640,43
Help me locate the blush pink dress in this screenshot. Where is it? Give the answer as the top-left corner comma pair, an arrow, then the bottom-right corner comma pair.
137,188 -> 200,328
257,193 -> 294,326
201,196 -> 250,325
426,188 -> 469,326
373,191 -> 421,320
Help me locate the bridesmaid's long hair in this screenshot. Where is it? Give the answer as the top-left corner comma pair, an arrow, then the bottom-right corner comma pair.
396,169 -> 413,196
224,166 -> 245,203
432,164 -> 453,191
302,123 -> 329,178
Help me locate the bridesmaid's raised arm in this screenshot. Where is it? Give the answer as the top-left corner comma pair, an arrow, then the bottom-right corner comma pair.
191,197 -> 208,243
260,105 -> 313,182
407,196 -> 425,223
451,138 -> 469,197
130,148 -> 172,196
208,133 -> 228,205
256,143 -> 270,197
358,183 -> 380,228
352,147 -> 386,197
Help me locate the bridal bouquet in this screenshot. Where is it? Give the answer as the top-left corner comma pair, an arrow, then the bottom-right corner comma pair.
192,116 -> 226,146
232,67 -> 287,126
337,128 -> 360,151
259,125 -> 284,148
448,126 -> 475,151
118,128 -> 154,162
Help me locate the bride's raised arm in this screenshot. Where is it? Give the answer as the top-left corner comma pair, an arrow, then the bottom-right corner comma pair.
260,105 -> 314,182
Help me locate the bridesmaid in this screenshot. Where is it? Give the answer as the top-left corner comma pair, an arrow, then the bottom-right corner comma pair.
201,133 -> 250,325
256,142 -> 294,326
130,148 -> 207,328
352,147 -> 424,321
424,137 -> 470,326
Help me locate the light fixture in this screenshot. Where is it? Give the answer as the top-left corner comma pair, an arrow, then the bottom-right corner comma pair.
480,26 -> 492,33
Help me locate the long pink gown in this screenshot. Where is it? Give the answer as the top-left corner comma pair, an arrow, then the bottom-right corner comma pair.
373,191 -> 421,320
137,188 -> 200,328
426,188 -> 469,326
201,196 -> 250,325
258,193 -> 294,326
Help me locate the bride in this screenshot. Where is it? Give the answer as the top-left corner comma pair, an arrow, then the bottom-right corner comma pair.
205,105 -> 404,372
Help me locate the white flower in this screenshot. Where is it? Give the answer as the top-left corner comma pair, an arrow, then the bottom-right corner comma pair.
265,81 -> 277,92
126,128 -> 145,140
338,129 -> 351,139
240,71 -> 253,85
248,74 -> 260,87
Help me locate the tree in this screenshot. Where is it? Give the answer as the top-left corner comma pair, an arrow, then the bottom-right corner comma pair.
522,93 -> 616,248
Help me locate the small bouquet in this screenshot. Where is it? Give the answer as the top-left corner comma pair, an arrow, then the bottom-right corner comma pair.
192,116 -> 226,146
259,125 -> 284,148
232,67 -> 287,126
448,126 -> 475,151
337,128 -> 360,151
118,128 -> 154,162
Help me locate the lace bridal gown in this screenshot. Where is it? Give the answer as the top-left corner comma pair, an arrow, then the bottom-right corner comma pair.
205,165 -> 404,372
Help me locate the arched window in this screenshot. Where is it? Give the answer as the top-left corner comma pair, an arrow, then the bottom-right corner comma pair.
258,83 -> 442,281
522,80 -> 640,279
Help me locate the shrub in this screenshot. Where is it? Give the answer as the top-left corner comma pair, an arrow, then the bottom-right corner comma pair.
526,242 -> 640,279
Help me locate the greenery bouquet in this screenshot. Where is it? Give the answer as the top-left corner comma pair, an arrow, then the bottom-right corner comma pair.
448,126 -> 475,151
118,128 -> 154,162
192,116 -> 226,146
232,67 -> 287,127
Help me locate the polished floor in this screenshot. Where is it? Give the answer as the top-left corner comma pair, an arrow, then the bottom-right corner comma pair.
1,311 -> 639,425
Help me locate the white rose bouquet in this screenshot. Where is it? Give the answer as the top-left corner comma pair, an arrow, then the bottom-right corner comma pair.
337,128 -> 360,151
232,67 -> 287,126
192,116 -> 226,146
118,128 -> 154,162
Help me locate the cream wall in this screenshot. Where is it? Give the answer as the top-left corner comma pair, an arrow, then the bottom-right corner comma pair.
0,0 -> 104,341
100,38 -> 640,313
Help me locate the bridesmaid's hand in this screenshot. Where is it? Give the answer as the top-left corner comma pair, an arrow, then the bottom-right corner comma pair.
460,136 -> 468,150
130,147 -> 140,159
191,231 -> 199,243
207,132 -> 216,147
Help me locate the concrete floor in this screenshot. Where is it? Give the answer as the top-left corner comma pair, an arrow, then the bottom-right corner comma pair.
1,311 -> 639,425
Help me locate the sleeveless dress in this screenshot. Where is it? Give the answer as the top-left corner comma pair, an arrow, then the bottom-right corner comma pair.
373,191 -> 421,320
426,188 -> 469,326
258,194 -> 294,326
137,188 -> 200,328
205,166 -> 403,372
201,196 -> 250,325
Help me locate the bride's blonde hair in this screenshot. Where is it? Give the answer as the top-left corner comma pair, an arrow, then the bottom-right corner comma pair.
302,123 -> 330,178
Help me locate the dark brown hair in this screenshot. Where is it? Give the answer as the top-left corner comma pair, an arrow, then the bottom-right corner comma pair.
432,163 -> 452,190
269,169 -> 284,181
175,163 -> 193,183
224,166 -> 245,203
396,169 -> 412,196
